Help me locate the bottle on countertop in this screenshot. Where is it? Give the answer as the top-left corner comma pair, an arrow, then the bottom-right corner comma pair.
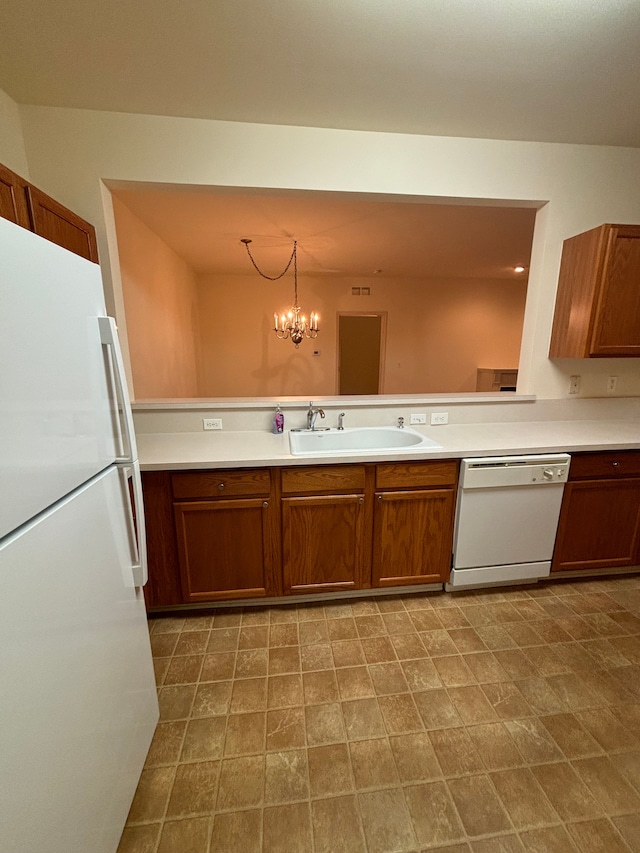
273,405 -> 284,434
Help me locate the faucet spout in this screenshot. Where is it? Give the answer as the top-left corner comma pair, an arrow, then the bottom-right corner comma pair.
307,401 -> 326,430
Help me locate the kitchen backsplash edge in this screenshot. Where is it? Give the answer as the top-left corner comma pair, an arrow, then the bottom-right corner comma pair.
132,396 -> 640,435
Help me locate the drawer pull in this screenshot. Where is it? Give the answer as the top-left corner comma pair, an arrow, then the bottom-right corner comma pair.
218,482 -> 225,490
263,501 -> 269,508
359,497 -> 364,504
612,462 -> 619,468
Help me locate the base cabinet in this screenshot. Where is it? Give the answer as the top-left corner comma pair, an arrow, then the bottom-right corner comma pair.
373,490 -> 456,586
142,459 -> 459,607
282,495 -> 368,593
175,499 -> 278,601
373,461 -> 458,587
171,469 -> 280,602
552,452 -> 640,573
281,465 -> 370,594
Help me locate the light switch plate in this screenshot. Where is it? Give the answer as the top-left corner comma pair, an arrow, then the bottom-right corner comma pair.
203,418 -> 223,430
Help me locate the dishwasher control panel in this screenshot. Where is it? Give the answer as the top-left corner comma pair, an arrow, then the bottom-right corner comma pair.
460,454 -> 571,490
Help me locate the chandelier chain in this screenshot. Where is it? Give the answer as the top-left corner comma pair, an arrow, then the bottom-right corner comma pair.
241,237 -> 318,347
242,239 -> 297,281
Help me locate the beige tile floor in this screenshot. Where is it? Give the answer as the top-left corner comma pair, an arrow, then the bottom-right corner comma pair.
117,575 -> 640,852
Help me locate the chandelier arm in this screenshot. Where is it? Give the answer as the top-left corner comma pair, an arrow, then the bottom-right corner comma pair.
242,239 -> 296,281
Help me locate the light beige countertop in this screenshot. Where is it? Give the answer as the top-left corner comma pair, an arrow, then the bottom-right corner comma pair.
137,419 -> 640,471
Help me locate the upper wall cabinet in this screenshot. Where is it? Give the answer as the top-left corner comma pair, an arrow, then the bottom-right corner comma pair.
0,162 -> 99,263
0,162 -> 31,229
549,223 -> 640,358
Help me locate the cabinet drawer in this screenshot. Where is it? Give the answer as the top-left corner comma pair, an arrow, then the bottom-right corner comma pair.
172,469 -> 271,499
568,452 -> 640,481
376,460 -> 458,489
281,465 -> 366,495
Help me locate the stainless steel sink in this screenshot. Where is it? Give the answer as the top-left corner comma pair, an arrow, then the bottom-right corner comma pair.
289,426 -> 442,456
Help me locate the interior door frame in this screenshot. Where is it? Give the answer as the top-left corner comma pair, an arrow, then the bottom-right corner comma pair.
336,311 -> 388,395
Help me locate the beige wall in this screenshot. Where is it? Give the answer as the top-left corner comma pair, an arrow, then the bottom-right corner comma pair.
196,272 -> 526,397
113,197 -> 200,398
0,87 -> 29,177
197,272 -> 329,398
16,106 -> 640,400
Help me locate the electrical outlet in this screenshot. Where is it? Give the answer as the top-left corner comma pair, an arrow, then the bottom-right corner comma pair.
569,375 -> 581,395
430,412 -> 449,425
203,418 -> 223,430
607,376 -> 618,393
410,413 -> 427,425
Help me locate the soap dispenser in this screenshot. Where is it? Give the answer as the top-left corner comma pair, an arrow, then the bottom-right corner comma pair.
273,405 -> 284,434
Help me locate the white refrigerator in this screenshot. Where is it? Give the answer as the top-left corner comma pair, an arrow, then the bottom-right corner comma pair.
0,218 -> 159,853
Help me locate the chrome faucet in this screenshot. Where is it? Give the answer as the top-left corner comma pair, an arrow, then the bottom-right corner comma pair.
397,416 -> 404,429
337,411 -> 346,430
307,401 -> 325,430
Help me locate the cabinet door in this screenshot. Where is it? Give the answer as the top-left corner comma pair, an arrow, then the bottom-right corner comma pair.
0,162 -> 31,228
282,494 -> 367,593
591,226 -> 640,356
373,489 -> 455,586
174,498 -> 278,601
552,478 -> 640,572
25,185 -> 99,263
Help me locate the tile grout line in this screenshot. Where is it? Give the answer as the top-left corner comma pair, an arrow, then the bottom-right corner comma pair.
133,576 -> 640,853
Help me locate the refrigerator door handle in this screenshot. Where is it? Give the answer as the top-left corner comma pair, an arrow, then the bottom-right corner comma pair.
98,316 -> 138,464
118,461 -> 148,587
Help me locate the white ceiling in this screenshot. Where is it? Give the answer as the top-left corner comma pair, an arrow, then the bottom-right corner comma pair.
110,185 -> 536,280
1,0 -> 640,147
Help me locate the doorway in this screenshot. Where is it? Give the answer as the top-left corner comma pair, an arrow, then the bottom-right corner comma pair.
338,313 -> 385,395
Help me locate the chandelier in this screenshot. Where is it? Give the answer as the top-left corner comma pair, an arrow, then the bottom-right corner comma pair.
241,238 -> 319,348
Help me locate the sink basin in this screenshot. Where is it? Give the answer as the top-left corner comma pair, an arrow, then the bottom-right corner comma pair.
289,426 -> 442,456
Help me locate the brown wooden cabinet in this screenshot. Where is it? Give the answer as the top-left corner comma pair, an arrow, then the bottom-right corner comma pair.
0,162 -> 31,228
373,461 -> 458,586
141,459 -> 459,608
549,223 -> 640,358
0,161 -> 98,263
172,469 -> 281,602
280,465 -> 371,594
552,451 -> 640,573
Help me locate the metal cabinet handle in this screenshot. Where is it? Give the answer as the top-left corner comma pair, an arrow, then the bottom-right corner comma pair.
263,501 -> 269,508
218,482 -> 225,490
359,497 -> 364,504
612,462 -> 619,468
378,494 -> 383,501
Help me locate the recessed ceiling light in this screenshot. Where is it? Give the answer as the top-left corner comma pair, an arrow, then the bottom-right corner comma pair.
514,265 -> 525,273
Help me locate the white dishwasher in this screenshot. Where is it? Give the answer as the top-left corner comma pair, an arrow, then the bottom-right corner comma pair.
447,453 -> 571,590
